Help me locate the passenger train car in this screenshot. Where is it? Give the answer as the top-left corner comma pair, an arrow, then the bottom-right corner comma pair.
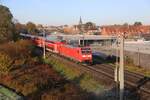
20,33 -> 92,63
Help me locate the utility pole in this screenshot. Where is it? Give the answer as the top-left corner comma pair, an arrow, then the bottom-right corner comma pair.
137,47 -> 140,67
83,33 -> 85,46
115,37 -> 119,82
119,33 -> 125,100
115,36 -> 119,99
43,30 -> 46,59
79,39 -> 81,46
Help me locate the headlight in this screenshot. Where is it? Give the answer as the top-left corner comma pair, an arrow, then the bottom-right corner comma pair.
82,55 -> 92,57
87,55 -> 92,57
82,55 -> 86,57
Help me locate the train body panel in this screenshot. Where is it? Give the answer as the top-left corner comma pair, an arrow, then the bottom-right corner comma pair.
59,45 -> 81,62
46,40 -> 64,53
59,45 -> 92,63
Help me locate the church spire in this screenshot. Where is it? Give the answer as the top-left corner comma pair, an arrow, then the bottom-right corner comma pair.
79,16 -> 83,25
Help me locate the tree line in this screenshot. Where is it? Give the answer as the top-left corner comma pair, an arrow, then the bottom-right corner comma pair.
0,5 -> 42,43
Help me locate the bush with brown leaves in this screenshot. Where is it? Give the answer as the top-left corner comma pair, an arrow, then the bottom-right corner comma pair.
0,40 -> 35,74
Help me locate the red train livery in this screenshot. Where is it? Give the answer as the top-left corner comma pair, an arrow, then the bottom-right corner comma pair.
20,33 -> 92,63
59,45 -> 92,63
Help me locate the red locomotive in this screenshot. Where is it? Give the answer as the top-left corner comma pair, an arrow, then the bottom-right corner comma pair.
20,33 -> 92,63
59,45 -> 92,63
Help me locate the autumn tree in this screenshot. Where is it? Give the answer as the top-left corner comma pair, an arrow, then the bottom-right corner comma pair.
85,22 -> 96,30
123,23 -> 129,27
14,23 -> 28,40
15,23 -> 24,33
134,22 -> 142,26
0,40 -> 34,74
26,22 -> 37,35
37,24 -> 43,29
0,5 -> 14,43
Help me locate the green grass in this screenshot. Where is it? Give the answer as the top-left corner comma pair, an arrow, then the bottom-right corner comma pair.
0,85 -> 22,99
93,56 -> 150,77
44,55 -> 104,93
108,62 -> 150,77
125,64 -> 150,77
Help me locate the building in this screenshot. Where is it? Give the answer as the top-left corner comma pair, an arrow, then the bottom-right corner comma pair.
71,17 -> 99,34
47,34 -> 116,46
101,25 -> 150,36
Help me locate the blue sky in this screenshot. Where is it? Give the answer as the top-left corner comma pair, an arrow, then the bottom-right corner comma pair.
2,0 -> 150,25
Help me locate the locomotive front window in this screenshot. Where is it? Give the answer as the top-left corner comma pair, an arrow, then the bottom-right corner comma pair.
81,50 -> 91,54
81,47 -> 91,54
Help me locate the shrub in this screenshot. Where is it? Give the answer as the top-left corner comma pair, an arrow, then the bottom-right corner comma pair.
79,74 -> 103,93
0,40 -> 34,59
0,40 -> 36,69
0,53 -> 13,74
125,56 -> 134,65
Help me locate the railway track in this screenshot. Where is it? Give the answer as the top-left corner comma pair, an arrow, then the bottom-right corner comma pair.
92,59 -> 150,99
46,50 -> 150,99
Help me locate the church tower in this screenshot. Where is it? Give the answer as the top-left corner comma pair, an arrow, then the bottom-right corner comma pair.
78,16 -> 84,33
79,16 -> 83,25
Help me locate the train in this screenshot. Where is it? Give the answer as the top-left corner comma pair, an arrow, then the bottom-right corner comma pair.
20,33 -> 92,63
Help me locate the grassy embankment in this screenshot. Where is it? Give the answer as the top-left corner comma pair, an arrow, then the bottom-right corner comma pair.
44,54 -> 105,94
